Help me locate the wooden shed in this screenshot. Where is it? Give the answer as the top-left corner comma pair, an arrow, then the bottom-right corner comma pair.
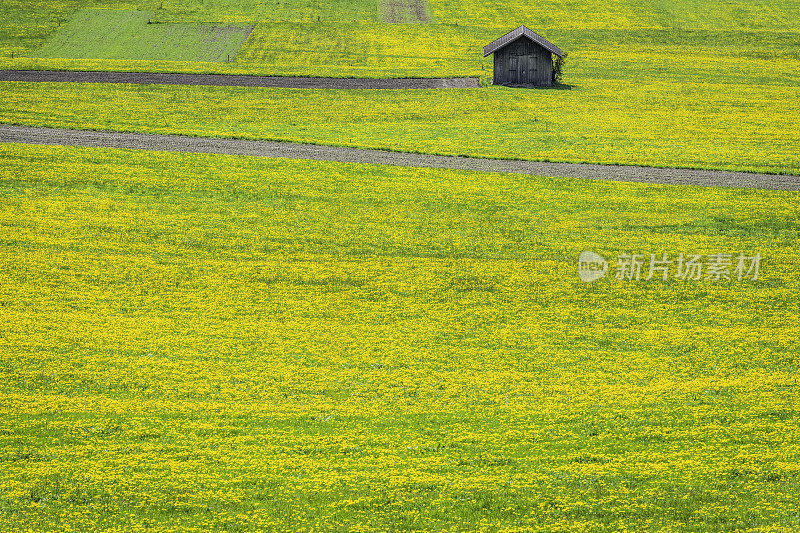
483,26 -> 564,87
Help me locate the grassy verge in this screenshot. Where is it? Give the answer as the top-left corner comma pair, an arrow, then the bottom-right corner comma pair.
1,143 -> 798,531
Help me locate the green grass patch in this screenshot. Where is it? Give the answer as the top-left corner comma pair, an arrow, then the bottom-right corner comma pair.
33,9 -> 253,62
150,0 -> 380,23
0,0 -> 138,58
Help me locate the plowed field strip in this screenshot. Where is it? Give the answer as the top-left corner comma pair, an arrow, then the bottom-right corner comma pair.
0,70 -> 478,89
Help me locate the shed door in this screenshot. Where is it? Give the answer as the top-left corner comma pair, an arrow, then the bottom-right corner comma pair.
508,55 -> 518,84
518,55 -> 528,85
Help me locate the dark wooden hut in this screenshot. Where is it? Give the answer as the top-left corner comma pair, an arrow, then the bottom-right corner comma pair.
483,26 -> 564,87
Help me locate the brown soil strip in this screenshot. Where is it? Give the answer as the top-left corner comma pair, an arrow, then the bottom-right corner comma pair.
0,69 -> 478,89
2,125 -> 798,191
380,0 -> 431,23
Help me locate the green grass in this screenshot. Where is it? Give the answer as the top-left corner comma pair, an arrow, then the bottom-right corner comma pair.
233,21 -> 488,77
0,142 -> 798,531
33,9 -> 253,62
0,0 -> 130,58
150,0 -> 380,23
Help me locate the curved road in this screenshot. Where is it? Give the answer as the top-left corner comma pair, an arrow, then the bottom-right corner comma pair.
2,125 -> 798,191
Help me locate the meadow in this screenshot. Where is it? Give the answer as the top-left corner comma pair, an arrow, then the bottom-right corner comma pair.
1,0 -> 799,530
2,73 -> 799,174
2,0 -> 798,174
3,0 -> 800,78
1,142 -> 799,531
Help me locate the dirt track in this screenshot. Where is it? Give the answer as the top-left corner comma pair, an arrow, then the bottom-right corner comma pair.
2,125 -> 798,191
0,70 -> 479,89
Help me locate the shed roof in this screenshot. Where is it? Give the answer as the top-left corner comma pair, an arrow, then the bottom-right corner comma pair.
483,25 -> 564,58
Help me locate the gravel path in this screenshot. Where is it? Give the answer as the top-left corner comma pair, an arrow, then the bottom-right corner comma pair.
2,125 -> 798,191
0,70 -> 480,89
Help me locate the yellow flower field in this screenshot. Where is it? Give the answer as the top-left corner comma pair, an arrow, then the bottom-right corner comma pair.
1,0 -> 799,529
3,0 -> 798,177
2,67 -> 798,174
1,143 -> 798,530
